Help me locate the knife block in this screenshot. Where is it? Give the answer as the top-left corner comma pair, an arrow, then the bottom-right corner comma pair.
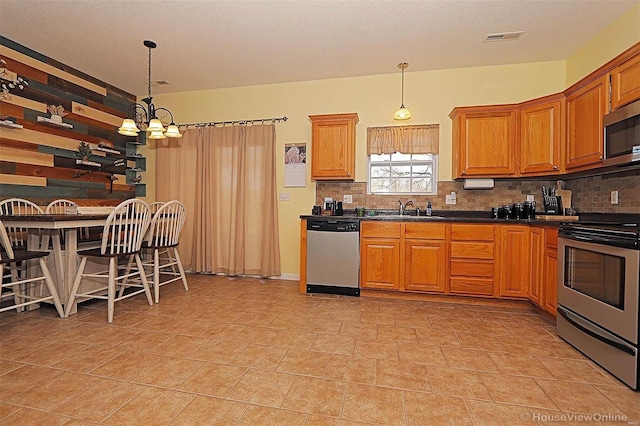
543,195 -> 563,215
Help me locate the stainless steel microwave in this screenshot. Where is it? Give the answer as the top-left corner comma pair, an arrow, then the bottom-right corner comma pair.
603,99 -> 640,167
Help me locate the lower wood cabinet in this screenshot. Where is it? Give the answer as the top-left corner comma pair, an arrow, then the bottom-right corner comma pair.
449,224 -> 496,296
528,227 -> 545,306
360,222 -> 401,290
404,223 -> 447,293
355,220 -> 557,313
498,225 -> 530,298
360,239 -> 401,290
543,228 -> 559,314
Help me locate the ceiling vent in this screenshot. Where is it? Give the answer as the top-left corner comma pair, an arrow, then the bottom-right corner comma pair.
484,31 -> 524,42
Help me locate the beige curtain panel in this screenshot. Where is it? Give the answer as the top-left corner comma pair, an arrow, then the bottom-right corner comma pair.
156,124 -> 281,277
367,124 -> 439,155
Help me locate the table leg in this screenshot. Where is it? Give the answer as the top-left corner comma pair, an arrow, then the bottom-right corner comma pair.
64,228 -> 79,315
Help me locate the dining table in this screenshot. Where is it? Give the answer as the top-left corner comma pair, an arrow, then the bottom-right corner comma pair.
0,213 -> 110,314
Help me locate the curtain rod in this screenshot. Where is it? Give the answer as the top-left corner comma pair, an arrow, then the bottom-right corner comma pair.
178,116 -> 288,128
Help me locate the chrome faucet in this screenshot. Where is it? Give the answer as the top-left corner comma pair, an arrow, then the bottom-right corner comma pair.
404,200 -> 415,215
398,199 -> 415,215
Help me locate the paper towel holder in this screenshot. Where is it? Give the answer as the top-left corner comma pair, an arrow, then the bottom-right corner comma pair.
463,178 -> 495,190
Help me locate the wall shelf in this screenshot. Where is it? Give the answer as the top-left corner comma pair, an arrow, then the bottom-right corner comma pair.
37,116 -> 74,128
76,159 -> 102,167
0,120 -> 23,129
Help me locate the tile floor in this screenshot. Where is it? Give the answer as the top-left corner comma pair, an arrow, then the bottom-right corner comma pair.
1,274 -> 639,425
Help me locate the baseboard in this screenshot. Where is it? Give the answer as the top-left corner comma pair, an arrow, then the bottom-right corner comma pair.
268,273 -> 300,281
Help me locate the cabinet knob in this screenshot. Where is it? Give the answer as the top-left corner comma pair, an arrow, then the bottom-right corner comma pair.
461,170 -> 466,175
552,165 -> 558,170
599,156 -> 603,160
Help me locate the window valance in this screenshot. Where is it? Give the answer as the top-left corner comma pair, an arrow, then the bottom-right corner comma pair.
366,124 -> 439,155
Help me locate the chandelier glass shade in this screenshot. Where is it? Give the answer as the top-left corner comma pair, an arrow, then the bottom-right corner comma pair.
118,40 -> 182,139
393,62 -> 411,121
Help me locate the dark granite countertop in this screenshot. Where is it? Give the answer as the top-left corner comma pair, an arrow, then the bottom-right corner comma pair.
300,211 -> 639,226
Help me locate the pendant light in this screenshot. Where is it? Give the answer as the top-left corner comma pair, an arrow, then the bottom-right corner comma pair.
393,62 -> 411,120
118,40 -> 182,139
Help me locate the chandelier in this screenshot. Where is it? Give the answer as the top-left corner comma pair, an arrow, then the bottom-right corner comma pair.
118,40 -> 181,139
393,62 -> 411,120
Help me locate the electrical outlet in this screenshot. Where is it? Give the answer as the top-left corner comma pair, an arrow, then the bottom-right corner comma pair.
343,194 -> 353,204
526,194 -> 535,202
446,194 -> 457,205
611,190 -> 619,205
279,193 -> 291,201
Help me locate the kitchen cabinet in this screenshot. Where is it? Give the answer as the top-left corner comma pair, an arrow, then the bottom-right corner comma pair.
610,51 -> 640,110
309,113 -> 358,181
360,221 -> 401,290
497,225 -> 530,298
404,223 -> 447,293
450,106 -> 518,178
528,227 -> 545,307
543,228 -> 559,315
519,95 -> 565,176
565,76 -> 607,171
449,224 -> 496,296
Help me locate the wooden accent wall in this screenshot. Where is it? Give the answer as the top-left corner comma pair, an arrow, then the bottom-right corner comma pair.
0,36 -> 139,205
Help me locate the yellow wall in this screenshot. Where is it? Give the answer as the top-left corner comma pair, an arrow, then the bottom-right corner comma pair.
566,2 -> 640,86
146,60 -> 565,278
142,3 -> 638,279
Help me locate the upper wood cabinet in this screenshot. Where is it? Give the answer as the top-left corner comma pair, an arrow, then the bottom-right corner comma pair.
309,113 -> 358,181
611,52 -> 640,110
519,95 -> 565,176
564,76 -> 607,172
450,106 -> 518,178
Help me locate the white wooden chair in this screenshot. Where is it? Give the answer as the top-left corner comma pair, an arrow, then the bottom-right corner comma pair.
0,199 -> 46,311
0,219 -> 64,316
64,199 -> 153,323
141,200 -> 188,303
0,198 -> 44,248
149,202 -> 164,216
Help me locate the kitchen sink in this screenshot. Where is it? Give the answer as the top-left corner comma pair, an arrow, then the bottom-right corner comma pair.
368,214 -> 445,220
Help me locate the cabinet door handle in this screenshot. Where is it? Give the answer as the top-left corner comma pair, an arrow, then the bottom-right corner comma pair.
461,170 -> 466,175
599,156 -> 603,160
552,165 -> 558,170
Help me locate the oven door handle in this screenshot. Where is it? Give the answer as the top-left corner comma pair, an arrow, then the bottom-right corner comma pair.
557,307 -> 636,356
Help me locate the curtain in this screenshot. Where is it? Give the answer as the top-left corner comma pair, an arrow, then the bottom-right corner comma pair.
367,124 -> 439,155
156,124 -> 281,277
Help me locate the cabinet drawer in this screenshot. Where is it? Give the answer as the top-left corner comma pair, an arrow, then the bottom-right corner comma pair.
361,222 -> 401,239
450,242 -> 494,259
450,277 -> 494,296
451,224 -> 494,241
450,260 -> 494,277
405,223 -> 446,240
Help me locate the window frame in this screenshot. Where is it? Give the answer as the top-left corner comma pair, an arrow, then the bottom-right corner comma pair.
367,152 -> 438,195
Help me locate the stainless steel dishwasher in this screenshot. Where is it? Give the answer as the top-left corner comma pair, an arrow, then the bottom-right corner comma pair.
306,219 -> 360,296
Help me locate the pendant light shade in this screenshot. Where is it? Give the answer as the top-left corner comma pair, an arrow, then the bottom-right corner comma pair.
394,62 -> 411,121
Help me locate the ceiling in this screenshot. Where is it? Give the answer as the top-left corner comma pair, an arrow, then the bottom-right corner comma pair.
0,0 -> 637,96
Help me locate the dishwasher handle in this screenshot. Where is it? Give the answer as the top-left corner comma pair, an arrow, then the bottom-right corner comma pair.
307,220 -> 360,232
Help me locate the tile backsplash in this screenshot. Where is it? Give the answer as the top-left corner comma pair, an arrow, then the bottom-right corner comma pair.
316,169 -> 639,214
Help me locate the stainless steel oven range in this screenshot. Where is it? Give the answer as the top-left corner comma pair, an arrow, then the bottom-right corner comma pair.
557,221 -> 640,389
